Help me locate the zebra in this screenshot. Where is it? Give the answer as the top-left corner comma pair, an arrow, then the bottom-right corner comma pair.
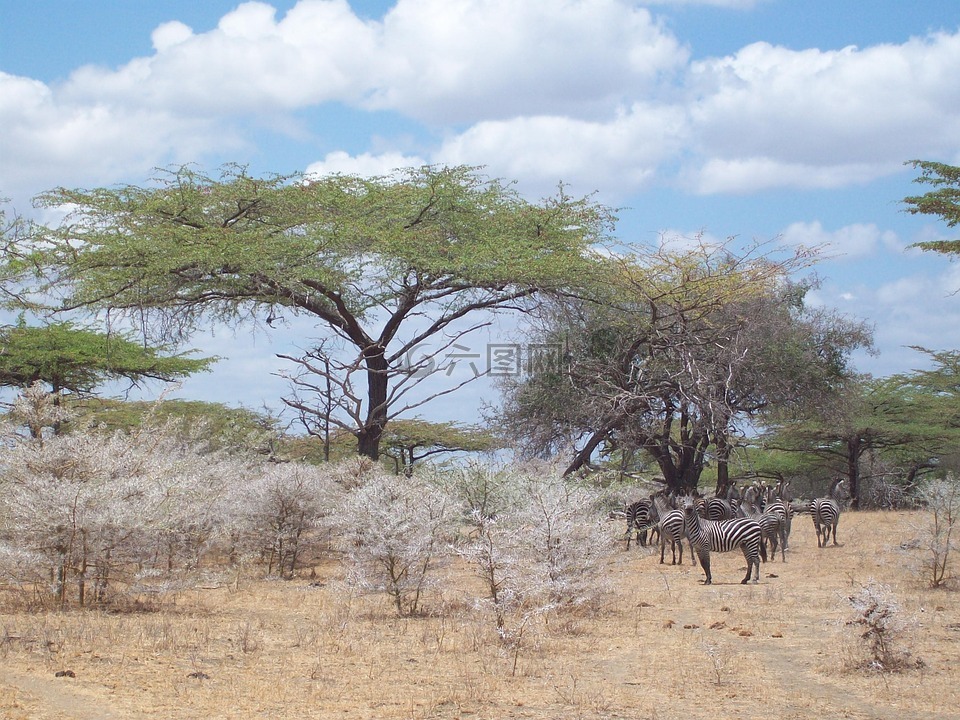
758,481 -> 794,550
737,499 -> 786,561
812,479 -> 846,547
704,496 -> 736,521
624,497 -> 657,549
651,492 -> 695,566
682,496 -> 764,584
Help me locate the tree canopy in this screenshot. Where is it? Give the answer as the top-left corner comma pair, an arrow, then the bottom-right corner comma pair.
496,238 -> 871,492
17,164 -> 614,460
760,348 -> 960,508
903,159 -> 960,257
381,418 -> 500,476
0,320 -> 214,396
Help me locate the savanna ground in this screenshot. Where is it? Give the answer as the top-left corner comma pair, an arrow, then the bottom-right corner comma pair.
0,510 -> 957,720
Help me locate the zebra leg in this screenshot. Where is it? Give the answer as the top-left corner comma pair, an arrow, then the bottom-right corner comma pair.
831,522 -> 839,546
698,549 -> 712,584
688,538 -> 697,566
740,546 -> 752,584
740,545 -> 760,584
659,535 -> 666,564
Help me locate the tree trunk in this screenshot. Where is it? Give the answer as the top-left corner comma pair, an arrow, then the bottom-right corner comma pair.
714,432 -> 730,497
847,437 -> 861,510
563,427 -> 609,476
357,346 -> 389,460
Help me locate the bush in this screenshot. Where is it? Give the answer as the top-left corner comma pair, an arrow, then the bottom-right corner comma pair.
910,476 -> 960,588
0,414 -> 245,607
229,462 -> 341,578
457,469 -> 613,633
335,470 -> 457,616
843,580 -> 919,673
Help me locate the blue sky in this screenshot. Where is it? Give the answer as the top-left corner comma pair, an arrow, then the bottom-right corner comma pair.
2,0 -> 960,424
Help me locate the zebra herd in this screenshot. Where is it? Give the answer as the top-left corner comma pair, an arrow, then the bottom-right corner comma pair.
622,478 -> 848,585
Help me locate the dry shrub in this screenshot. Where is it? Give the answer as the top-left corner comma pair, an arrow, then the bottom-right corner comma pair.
843,580 -> 921,673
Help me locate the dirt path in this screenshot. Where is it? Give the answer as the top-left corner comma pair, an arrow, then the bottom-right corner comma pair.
1,668 -> 124,720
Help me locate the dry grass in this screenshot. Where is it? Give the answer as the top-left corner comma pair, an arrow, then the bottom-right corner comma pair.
1,510 -> 958,719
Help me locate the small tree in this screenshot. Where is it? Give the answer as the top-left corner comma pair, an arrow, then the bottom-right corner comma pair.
456,468 -> 612,634
844,580 -> 919,672
380,418 -> 500,476
336,470 -> 456,616
911,476 -> 960,588
231,463 -> 339,578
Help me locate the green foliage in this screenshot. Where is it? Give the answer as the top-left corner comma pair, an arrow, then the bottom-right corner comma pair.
762,349 -> 960,506
63,397 -> 279,455
903,160 -> 960,256
381,418 -> 500,475
0,320 -> 215,394
28,164 -> 612,337
497,238 -> 868,490
21,164 -> 613,459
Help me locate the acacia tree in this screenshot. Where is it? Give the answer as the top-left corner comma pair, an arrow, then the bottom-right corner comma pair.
379,418 -> 499,476
903,159 -> 960,258
763,349 -> 960,508
497,239 -> 869,492
0,320 -> 213,397
20,165 -> 612,460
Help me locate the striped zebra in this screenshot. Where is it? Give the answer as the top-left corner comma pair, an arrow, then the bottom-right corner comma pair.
755,482 -> 794,551
704,496 -> 736,521
812,479 -> 846,547
651,492 -> 695,566
624,497 -> 656,549
737,499 -> 786,561
682,496 -> 764,584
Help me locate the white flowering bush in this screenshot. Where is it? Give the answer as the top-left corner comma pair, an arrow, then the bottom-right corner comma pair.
228,462 -> 342,578
457,470 -> 613,636
909,476 -> 960,588
0,388 -> 247,607
336,470 -> 457,616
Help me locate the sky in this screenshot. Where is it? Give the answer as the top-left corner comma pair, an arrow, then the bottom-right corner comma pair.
2,0 -> 960,426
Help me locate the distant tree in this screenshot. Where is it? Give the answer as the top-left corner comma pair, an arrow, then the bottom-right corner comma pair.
903,160 -> 960,258
0,320 -> 214,399
762,352 -> 960,508
63,397 -> 281,456
19,165 -> 612,460
497,238 -> 868,492
381,418 -> 500,476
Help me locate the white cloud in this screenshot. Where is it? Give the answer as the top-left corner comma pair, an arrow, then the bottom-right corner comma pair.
780,221 -> 901,261
435,103 -> 688,198
813,263 -> 960,377
369,0 -> 688,123
304,150 -> 426,177
0,71 -> 245,208
151,21 -> 194,52
682,34 -> 960,192
4,1 -> 960,206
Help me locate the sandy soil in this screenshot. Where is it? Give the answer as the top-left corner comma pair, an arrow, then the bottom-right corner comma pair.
1,509 -> 957,720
